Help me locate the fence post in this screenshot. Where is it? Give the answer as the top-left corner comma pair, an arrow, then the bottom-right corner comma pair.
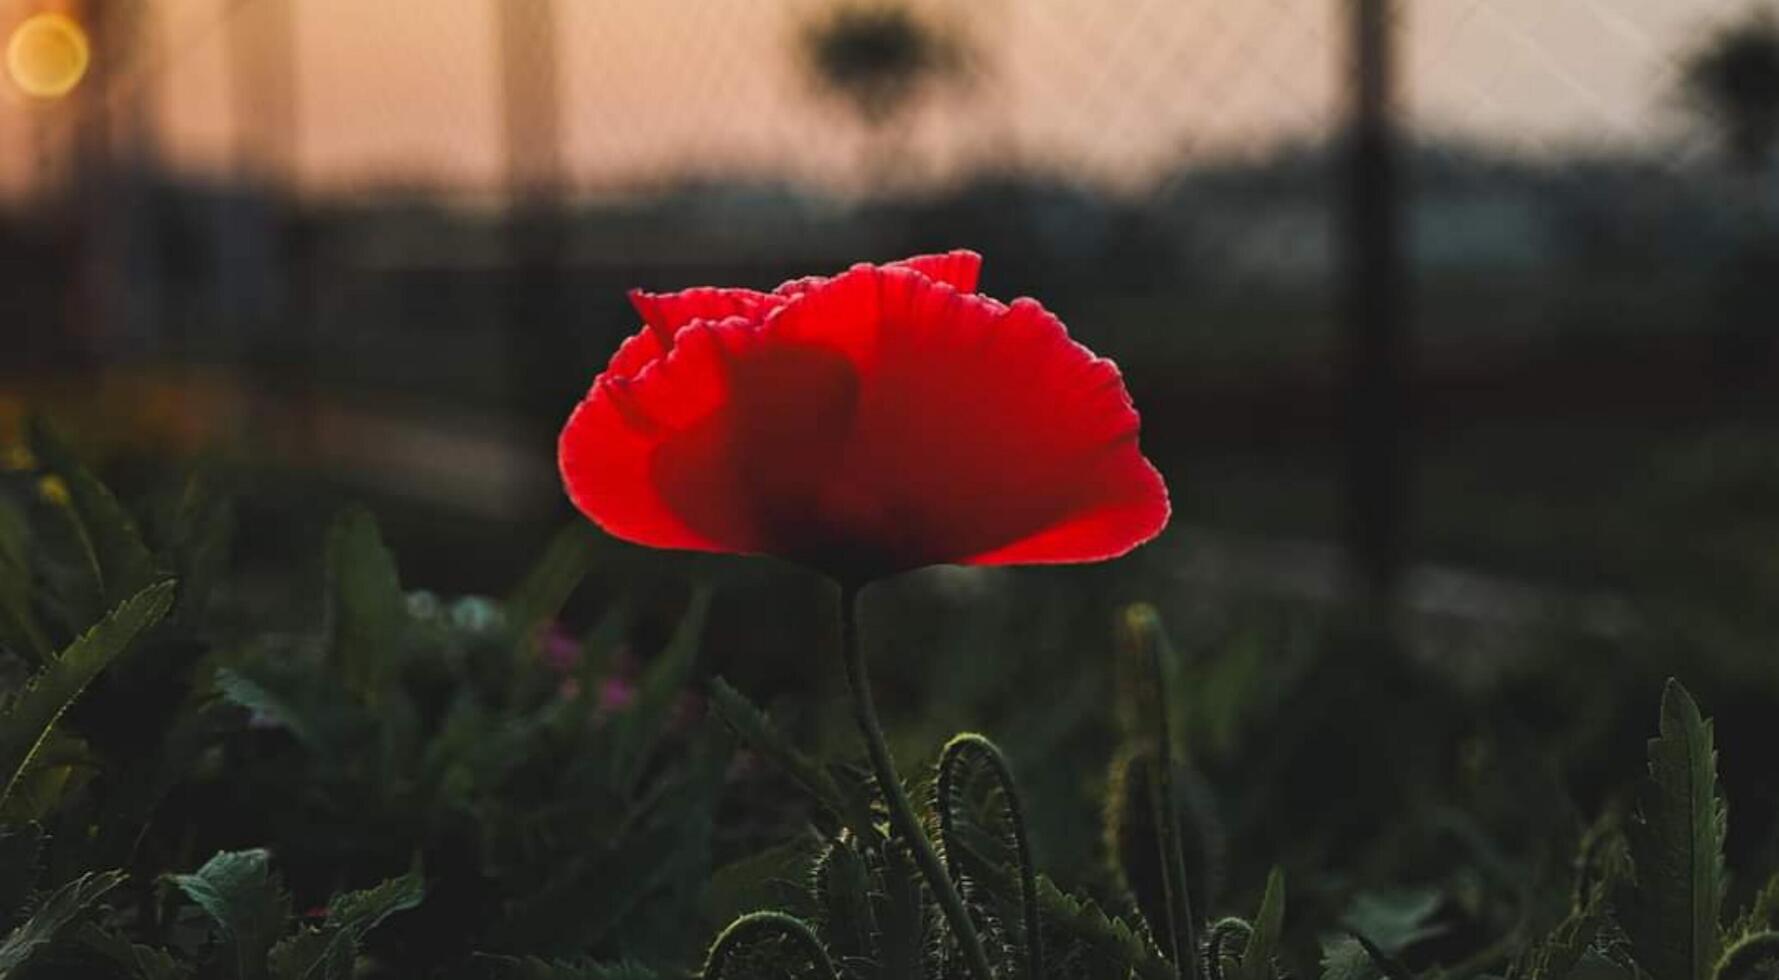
1342,0 -> 1410,623
497,0 -> 574,465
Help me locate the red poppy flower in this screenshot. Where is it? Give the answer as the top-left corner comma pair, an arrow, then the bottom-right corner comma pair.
558,250 -> 1169,581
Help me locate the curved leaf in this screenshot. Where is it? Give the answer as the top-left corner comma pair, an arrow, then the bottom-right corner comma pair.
0,580 -> 175,810
1624,680 -> 1725,980
0,869 -> 127,975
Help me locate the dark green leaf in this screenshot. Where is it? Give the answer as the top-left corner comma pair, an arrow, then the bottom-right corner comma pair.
707,676 -> 876,843
73,922 -> 194,980
1115,603 -> 1194,972
1340,890 -> 1446,955
1321,936 -> 1383,980
28,417 -> 159,608
0,869 -> 127,974
167,849 -> 291,980
812,838 -> 876,968
325,507 -> 406,705
704,836 -> 819,935
1348,932 -> 1416,980
1713,932 -> 1779,980
0,580 -> 175,810
1032,875 -> 1175,980
872,839 -> 927,980
214,667 -> 327,753
1237,869 -> 1286,980
0,498 -> 50,664
1726,874 -> 1779,944
268,870 -> 423,980
505,522 -> 600,649
0,730 -> 95,823
157,467 -> 235,624
1512,899 -> 1605,980
1624,679 -> 1725,980
607,590 -> 709,791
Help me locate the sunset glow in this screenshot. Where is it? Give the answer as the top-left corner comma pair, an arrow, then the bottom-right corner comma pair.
0,0 -> 1737,199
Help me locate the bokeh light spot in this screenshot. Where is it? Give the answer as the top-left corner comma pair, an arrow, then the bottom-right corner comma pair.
6,13 -> 90,99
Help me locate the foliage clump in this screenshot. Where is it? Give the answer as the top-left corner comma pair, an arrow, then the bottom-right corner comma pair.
5,423 -> 1779,980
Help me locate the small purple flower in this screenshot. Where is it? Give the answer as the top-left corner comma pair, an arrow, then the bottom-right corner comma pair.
598,676 -> 638,712
538,622 -> 581,674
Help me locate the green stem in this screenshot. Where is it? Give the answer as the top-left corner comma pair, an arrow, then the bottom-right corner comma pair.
838,583 -> 998,980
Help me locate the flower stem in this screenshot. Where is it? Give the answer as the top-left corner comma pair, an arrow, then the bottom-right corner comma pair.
838,583 -> 998,980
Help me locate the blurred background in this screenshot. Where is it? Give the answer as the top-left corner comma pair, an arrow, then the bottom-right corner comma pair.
5,0 -> 1779,651
7,0 -> 1779,948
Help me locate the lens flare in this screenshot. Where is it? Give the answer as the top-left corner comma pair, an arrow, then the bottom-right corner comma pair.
6,13 -> 90,99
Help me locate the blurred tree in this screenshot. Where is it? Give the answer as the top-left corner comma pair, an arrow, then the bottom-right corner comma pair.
798,2 -> 975,184
1682,7 -> 1779,173
1681,8 -> 1779,392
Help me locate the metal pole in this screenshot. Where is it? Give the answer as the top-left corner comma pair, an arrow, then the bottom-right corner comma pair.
496,0 -> 573,453
1342,0 -> 1409,619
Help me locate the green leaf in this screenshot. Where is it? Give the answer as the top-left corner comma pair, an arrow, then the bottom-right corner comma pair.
1624,679 -> 1725,980
1713,932 -> 1779,980
214,667 -> 327,753
73,922 -> 194,980
491,739 -> 726,955
29,417 -> 159,608
1347,932 -> 1416,980
0,730 -> 95,823
1032,875 -> 1175,980
0,580 -> 175,811
505,522 -> 600,648
0,869 -> 127,975
707,677 -> 876,843
1512,896 -> 1605,980
1238,869 -> 1287,980
1114,603 -> 1195,974
872,837 -> 927,980
324,507 -> 407,705
703,836 -> 819,935
322,870 -> 425,937
812,838 -> 876,967
1339,889 -> 1446,955
156,466 -> 236,625
607,590 -> 710,791
1321,937 -> 1383,980
268,870 -> 423,980
167,849 -> 291,980
0,498 -> 51,664
1726,873 -> 1779,944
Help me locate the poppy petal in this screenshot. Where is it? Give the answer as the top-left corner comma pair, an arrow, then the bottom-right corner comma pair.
773,250 -> 983,299
758,266 -> 1167,571
560,318 -> 765,554
627,286 -> 782,348
602,325 -> 666,382
891,249 -> 982,293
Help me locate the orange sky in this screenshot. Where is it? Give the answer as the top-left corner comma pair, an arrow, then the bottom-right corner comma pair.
0,0 -> 1747,200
